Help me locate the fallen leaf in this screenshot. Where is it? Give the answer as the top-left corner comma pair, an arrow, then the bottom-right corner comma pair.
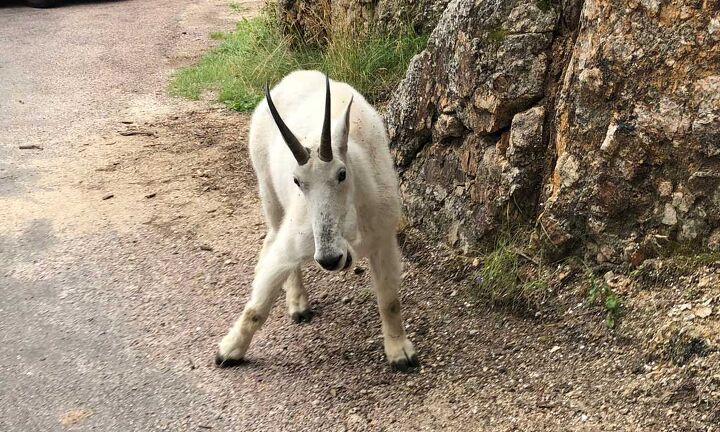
61,409 -> 93,426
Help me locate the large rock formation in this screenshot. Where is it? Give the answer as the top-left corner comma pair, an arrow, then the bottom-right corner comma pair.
384,0 -> 720,262
385,0 -> 561,252
540,0 -> 720,262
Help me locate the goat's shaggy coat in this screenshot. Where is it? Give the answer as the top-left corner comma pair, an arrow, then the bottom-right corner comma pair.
215,70 -> 418,370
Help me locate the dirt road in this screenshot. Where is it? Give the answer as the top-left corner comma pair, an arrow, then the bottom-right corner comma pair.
1,1 -> 717,431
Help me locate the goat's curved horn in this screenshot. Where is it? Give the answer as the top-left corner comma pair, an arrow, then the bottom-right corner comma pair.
265,84 -> 309,165
319,75 -> 333,162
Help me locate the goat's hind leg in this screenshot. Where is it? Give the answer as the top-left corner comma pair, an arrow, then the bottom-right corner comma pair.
285,268 -> 312,323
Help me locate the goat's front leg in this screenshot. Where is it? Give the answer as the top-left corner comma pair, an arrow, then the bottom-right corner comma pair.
369,237 -> 419,371
254,228 -> 276,275
285,268 -> 312,323
215,241 -> 297,367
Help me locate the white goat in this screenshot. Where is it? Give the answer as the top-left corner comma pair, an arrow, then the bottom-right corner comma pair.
215,70 -> 418,371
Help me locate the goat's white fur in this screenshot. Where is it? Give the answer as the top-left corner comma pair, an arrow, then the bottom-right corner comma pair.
216,70 -> 417,369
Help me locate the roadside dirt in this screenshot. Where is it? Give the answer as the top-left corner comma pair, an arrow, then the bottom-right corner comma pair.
1,1 -> 718,431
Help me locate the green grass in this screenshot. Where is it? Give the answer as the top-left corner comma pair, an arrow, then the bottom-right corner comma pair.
472,238 -> 548,312
170,14 -> 428,112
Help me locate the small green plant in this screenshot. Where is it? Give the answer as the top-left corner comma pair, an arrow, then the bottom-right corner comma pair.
209,32 -> 226,40
170,14 -> 428,112
585,268 -> 622,329
472,239 -> 547,312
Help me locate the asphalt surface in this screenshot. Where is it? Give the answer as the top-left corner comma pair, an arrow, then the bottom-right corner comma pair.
0,1 -> 246,430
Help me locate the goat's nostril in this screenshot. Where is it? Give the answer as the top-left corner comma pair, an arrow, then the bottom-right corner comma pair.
318,254 -> 343,271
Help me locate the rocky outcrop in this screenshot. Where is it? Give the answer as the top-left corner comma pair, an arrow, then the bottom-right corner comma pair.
385,0 -> 560,252
385,0 -> 720,261
540,0 -> 720,262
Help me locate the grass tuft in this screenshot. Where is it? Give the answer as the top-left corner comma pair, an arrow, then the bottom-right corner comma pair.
170,14 -> 428,112
472,238 -> 548,312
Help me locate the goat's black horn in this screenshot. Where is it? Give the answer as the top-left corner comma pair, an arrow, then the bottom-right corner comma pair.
265,83 -> 309,165
319,75 -> 333,162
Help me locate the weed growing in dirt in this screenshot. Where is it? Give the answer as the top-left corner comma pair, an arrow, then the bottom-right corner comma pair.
471,238 -> 548,312
585,267 -> 622,329
170,12 -> 428,111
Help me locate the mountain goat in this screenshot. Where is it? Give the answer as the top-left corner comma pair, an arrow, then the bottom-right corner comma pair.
215,70 -> 418,371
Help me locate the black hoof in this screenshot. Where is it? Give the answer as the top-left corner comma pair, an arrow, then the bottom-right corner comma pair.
390,352 -> 420,372
291,309 -> 314,323
214,352 -> 244,368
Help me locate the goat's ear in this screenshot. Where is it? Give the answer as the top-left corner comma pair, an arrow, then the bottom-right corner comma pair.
333,95 -> 353,156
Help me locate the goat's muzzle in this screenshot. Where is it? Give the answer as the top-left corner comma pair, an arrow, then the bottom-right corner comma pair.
316,250 -> 352,272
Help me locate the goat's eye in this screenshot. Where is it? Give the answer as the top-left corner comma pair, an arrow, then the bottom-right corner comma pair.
293,178 -> 300,187
337,169 -> 346,183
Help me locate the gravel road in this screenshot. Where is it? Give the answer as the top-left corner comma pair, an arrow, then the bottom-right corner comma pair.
1,1 -> 717,431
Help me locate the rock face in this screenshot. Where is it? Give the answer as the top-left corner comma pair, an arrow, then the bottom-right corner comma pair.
277,0 -> 450,41
384,0 -> 720,261
540,0 -> 720,261
375,0 -> 452,34
277,0 -> 331,46
385,0 -> 560,252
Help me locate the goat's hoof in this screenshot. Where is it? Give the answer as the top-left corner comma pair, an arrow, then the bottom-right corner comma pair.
386,340 -> 419,372
291,309 -> 314,324
214,352 -> 244,368
390,352 -> 420,372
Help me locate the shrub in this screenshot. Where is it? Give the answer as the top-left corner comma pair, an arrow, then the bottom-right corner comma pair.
170,13 -> 428,111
